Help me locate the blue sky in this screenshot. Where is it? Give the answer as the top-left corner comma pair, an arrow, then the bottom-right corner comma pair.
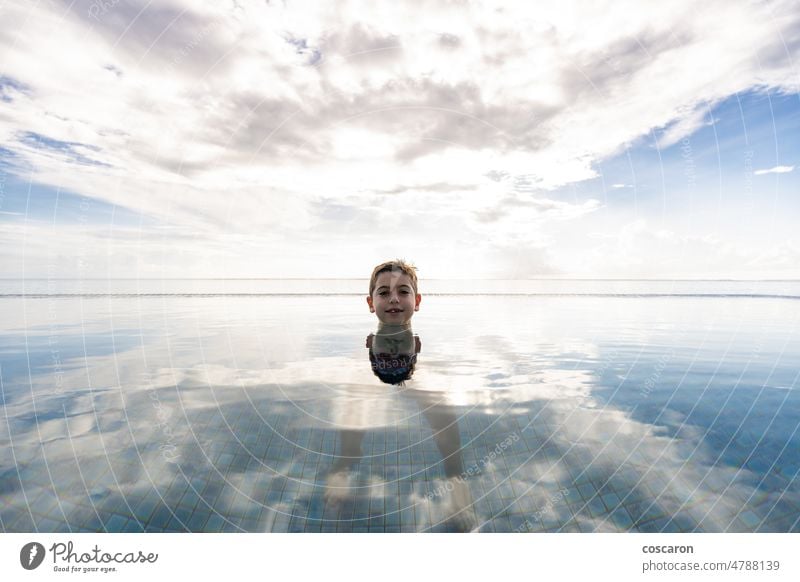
536,89 -> 800,276
0,1 -> 798,279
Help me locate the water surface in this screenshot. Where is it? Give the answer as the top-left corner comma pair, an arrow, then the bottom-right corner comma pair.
1,285 -> 798,532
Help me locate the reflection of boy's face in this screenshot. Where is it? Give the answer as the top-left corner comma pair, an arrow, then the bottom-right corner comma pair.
367,327 -> 421,385
371,328 -> 415,355
367,271 -> 421,324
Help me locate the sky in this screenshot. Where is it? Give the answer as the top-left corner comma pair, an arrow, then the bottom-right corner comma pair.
0,0 -> 798,279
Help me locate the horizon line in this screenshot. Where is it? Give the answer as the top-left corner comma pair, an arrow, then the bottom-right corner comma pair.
3,277 -> 800,282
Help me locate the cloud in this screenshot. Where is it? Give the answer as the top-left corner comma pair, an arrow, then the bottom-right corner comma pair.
18,132 -> 111,168
754,165 -> 795,175
582,219 -> 800,278
655,106 -> 715,149
1,0 -> 799,277
0,75 -> 30,102
466,233 -> 562,279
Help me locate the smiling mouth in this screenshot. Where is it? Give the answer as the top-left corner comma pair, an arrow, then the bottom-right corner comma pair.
385,309 -> 403,313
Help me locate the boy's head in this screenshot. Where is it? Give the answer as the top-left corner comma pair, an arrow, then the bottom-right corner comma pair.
367,259 -> 422,325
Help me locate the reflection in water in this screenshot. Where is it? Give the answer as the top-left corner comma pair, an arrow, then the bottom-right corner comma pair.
0,295 -> 798,532
324,326 -> 476,531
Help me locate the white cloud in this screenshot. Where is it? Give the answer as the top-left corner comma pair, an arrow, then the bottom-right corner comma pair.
579,219 -> 800,278
655,106 -> 714,150
754,165 -> 795,175
1,0 -> 799,277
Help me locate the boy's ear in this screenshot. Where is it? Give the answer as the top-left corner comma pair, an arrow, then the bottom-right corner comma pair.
414,293 -> 421,311
366,295 -> 375,312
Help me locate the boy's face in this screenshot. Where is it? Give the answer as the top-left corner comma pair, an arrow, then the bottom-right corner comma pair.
367,271 -> 421,324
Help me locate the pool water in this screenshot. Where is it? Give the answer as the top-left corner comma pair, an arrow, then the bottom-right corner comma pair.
1,292 -> 799,532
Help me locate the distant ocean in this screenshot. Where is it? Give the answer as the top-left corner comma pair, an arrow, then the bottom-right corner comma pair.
2,278 -> 799,298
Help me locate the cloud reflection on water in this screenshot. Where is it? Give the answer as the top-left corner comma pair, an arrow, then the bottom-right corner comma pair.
1,296 -> 798,532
